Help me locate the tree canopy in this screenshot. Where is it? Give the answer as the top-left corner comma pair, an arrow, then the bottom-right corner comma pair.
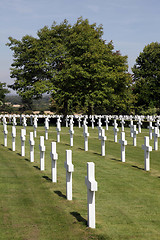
132,42 -> 160,114
7,18 -> 133,114
0,82 -> 9,103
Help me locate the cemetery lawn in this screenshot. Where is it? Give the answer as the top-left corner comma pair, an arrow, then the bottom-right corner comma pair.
0,124 -> 160,240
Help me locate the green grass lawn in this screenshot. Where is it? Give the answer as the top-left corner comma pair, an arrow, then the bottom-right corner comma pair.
0,123 -> 160,240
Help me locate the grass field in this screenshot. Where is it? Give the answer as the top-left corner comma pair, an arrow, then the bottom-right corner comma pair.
0,123 -> 160,240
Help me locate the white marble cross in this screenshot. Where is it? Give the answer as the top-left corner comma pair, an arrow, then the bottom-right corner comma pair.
152,127 -> 159,150
100,128 -> 107,156
90,116 -> 95,129
83,116 -> 88,126
39,136 -> 45,170
120,118 -> 125,132
83,124 -> 89,151
56,117 -> 61,142
69,118 -> 74,147
50,142 -> 58,182
119,132 -> 127,162
33,116 -> 38,137
142,136 -> 152,171
64,150 -> 74,200
113,119 -> 119,142
21,129 -> 26,156
44,117 -> 49,140
65,116 -> 69,127
105,116 -> 109,130
3,123 -> 8,147
12,116 -> 17,127
137,118 -> 142,133
12,126 -> 16,151
148,121 -> 154,140
78,116 -> 82,128
97,118 -> 102,140
29,132 -> 35,162
2,116 -> 7,125
22,116 -> 27,135
129,120 -> 134,137
155,120 -> 160,137
85,162 -> 98,229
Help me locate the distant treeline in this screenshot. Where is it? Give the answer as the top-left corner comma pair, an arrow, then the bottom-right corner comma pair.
5,94 -> 50,111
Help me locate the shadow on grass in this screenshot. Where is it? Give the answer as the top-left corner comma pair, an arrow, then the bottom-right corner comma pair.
110,158 -> 120,162
78,147 -> 84,151
65,143 -> 70,146
93,152 -> 101,156
17,153 -> 21,156
8,148 -> 12,151
42,175 -> 52,182
24,158 -> 30,162
34,165 -> 40,170
132,165 -> 144,171
54,190 -> 66,199
1,144 -> 4,146
70,212 -> 87,226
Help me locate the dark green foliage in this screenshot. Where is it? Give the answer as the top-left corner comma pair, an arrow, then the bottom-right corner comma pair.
132,42 -> 160,114
39,18 -> 133,115
7,18 -> 133,114
0,82 -> 10,112
0,82 -> 9,103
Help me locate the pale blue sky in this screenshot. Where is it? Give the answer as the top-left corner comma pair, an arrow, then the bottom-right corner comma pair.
1,0 -> 160,90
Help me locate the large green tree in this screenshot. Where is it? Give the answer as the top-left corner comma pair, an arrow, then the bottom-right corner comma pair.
132,42 -> 160,114
0,82 -> 9,104
7,18 -> 133,114
6,35 -> 52,109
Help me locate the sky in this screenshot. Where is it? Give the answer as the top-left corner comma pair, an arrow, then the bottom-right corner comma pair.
1,0 -> 160,93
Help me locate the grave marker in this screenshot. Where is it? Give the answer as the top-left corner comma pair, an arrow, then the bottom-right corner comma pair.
105,116 -> 109,130
113,119 -> 119,142
56,117 -> 61,142
22,116 -> 27,135
119,132 -> 127,162
21,129 -> 26,156
83,124 -> 89,151
64,150 -> 74,200
153,127 -> 159,150
77,116 -> 82,128
120,118 -> 125,132
39,136 -> 45,170
33,116 -> 38,137
50,142 -> 58,182
44,117 -> 49,140
137,118 -> 142,133
3,123 -> 8,147
85,162 -> 98,229
155,120 -> 160,137
29,132 -> 35,162
65,116 -> 69,127
97,118 -> 102,140
129,120 -> 134,137
90,116 -> 95,129
12,126 -> 16,151
142,136 -> 152,171
148,121 -> 154,140
100,128 -> 106,156
69,118 -> 74,147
